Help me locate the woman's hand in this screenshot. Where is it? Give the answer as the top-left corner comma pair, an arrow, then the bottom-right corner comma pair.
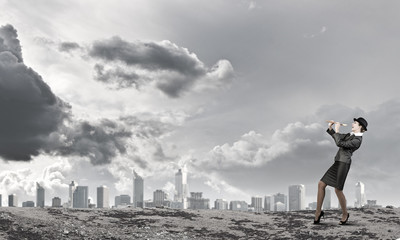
328,120 -> 334,130
335,122 -> 340,133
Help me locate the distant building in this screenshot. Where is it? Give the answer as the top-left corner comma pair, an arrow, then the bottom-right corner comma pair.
73,186 -> 89,208
276,202 -> 286,212
274,193 -> 287,211
36,182 -> 45,207
0,194 -> 2,207
264,196 -> 272,211
8,194 -> 18,207
170,201 -> 184,209
145,199 -> 155,208
115,195 -> 131,207
153,190 -> 169,207
133,171 -> 144,208
214,199 -> 228,210
308,202 -> 317,210
22,201 -> 35,207
251,196 -> 263,213
69,181 -> 78,208
230,201 -> 248,212
52,197 -> 62,207
187,192 -> 209,210
97,185 -> 109,208
323,189 -> 331,210
365,200 -> 381,208
174,168 -> 188,209
355,182 -> 366,208
288,185 -> 305,211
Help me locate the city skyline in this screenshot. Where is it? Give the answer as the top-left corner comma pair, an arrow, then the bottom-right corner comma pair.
1,1 -> 400,209
0,172 -> 386,211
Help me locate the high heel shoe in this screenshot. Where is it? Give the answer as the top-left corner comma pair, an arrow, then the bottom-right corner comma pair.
339,213 -> 349,225
313,211 -> 324,224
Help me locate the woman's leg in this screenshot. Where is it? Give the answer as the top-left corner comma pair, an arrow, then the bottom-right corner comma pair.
335,188 -> 348,221
315,181 -> 327,220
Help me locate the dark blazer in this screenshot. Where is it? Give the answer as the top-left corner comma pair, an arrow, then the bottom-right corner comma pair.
327,128 -> 362,164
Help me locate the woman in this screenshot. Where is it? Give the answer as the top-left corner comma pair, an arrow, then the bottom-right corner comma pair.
314,117 -> 368,225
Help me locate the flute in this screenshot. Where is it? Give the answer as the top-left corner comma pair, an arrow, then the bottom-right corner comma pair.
326,120 -> 347,126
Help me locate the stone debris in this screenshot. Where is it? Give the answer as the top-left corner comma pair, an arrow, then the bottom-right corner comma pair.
0,207 -> 399,239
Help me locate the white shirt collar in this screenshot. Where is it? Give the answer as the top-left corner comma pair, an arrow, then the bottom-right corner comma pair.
350,132 -> 363,136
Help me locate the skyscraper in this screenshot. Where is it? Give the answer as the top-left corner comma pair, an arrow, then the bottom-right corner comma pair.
133,170 -> 144,208
69,181 -> 78,208
274,193 -> 287,211
251,196 -> 263,213
153,190 -> 167,207
355,181 -> 366,208
174,168 -> 188,209
73,186 -> 88,208
0,194 -> 2,207
8,194 -> 18,207
214,199 -> 228,210
36,182 -> 45,207
97,185 -> 109,208
264,195 -> 272,211
323,188 -> 331,210
288,185 -> 305,211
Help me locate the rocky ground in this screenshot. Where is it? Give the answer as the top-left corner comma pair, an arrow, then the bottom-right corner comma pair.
0,206 -> 399,239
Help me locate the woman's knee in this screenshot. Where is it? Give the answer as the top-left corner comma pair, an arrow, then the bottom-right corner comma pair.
335,188 -> 342,194
318,181 -> 327,189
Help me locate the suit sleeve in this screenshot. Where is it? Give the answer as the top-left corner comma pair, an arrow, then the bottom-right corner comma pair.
326,128 -> 335,135
327,128 -> 347,139
332,133 -> 362,148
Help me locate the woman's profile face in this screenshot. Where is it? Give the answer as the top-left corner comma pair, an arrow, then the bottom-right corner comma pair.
351,121 -> 362,132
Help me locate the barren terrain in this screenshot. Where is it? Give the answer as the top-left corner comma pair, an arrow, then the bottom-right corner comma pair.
0,207 -> 399,239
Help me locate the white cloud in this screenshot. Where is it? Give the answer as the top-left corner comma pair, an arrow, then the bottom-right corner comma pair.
0,169 -> 36,205
198,122 -> 323,170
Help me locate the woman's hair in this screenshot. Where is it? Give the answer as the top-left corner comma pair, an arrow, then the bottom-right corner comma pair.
360,124 -> 366,133
355,121 -> 366,132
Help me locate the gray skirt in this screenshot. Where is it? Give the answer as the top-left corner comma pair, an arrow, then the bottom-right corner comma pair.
320,161 -> 351,191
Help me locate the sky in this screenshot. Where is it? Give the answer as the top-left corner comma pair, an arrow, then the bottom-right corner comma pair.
1,0 -> 400,208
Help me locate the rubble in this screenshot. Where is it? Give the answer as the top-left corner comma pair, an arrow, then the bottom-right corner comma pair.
0,207 -> 399,239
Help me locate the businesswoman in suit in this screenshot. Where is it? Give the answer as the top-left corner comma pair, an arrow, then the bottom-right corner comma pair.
314,117 -> 368,225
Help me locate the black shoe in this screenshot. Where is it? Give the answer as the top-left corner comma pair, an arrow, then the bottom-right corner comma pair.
339,213 -> 349,225
313,211 -> 324,224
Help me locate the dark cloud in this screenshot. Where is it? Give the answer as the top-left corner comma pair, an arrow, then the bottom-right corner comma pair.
0,25 -> 135,165
58,41 -> 81,53
0,24 -> 70,161
0,24 -> 22,62
87,36 -> 234,97
94,64 -> 141,89
52,119 -> 132,165
89,37 -> 206,76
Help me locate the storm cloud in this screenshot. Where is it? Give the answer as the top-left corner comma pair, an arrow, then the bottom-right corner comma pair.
49,119 -> 132,165
0,25 -> 136,165
0,24 -> 70,161
87,37 -> 234,97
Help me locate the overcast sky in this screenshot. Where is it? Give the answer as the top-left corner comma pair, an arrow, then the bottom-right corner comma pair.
1,0 -> 400,208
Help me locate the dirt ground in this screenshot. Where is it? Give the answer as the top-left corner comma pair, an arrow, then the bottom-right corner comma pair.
0,206 -> 399,239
